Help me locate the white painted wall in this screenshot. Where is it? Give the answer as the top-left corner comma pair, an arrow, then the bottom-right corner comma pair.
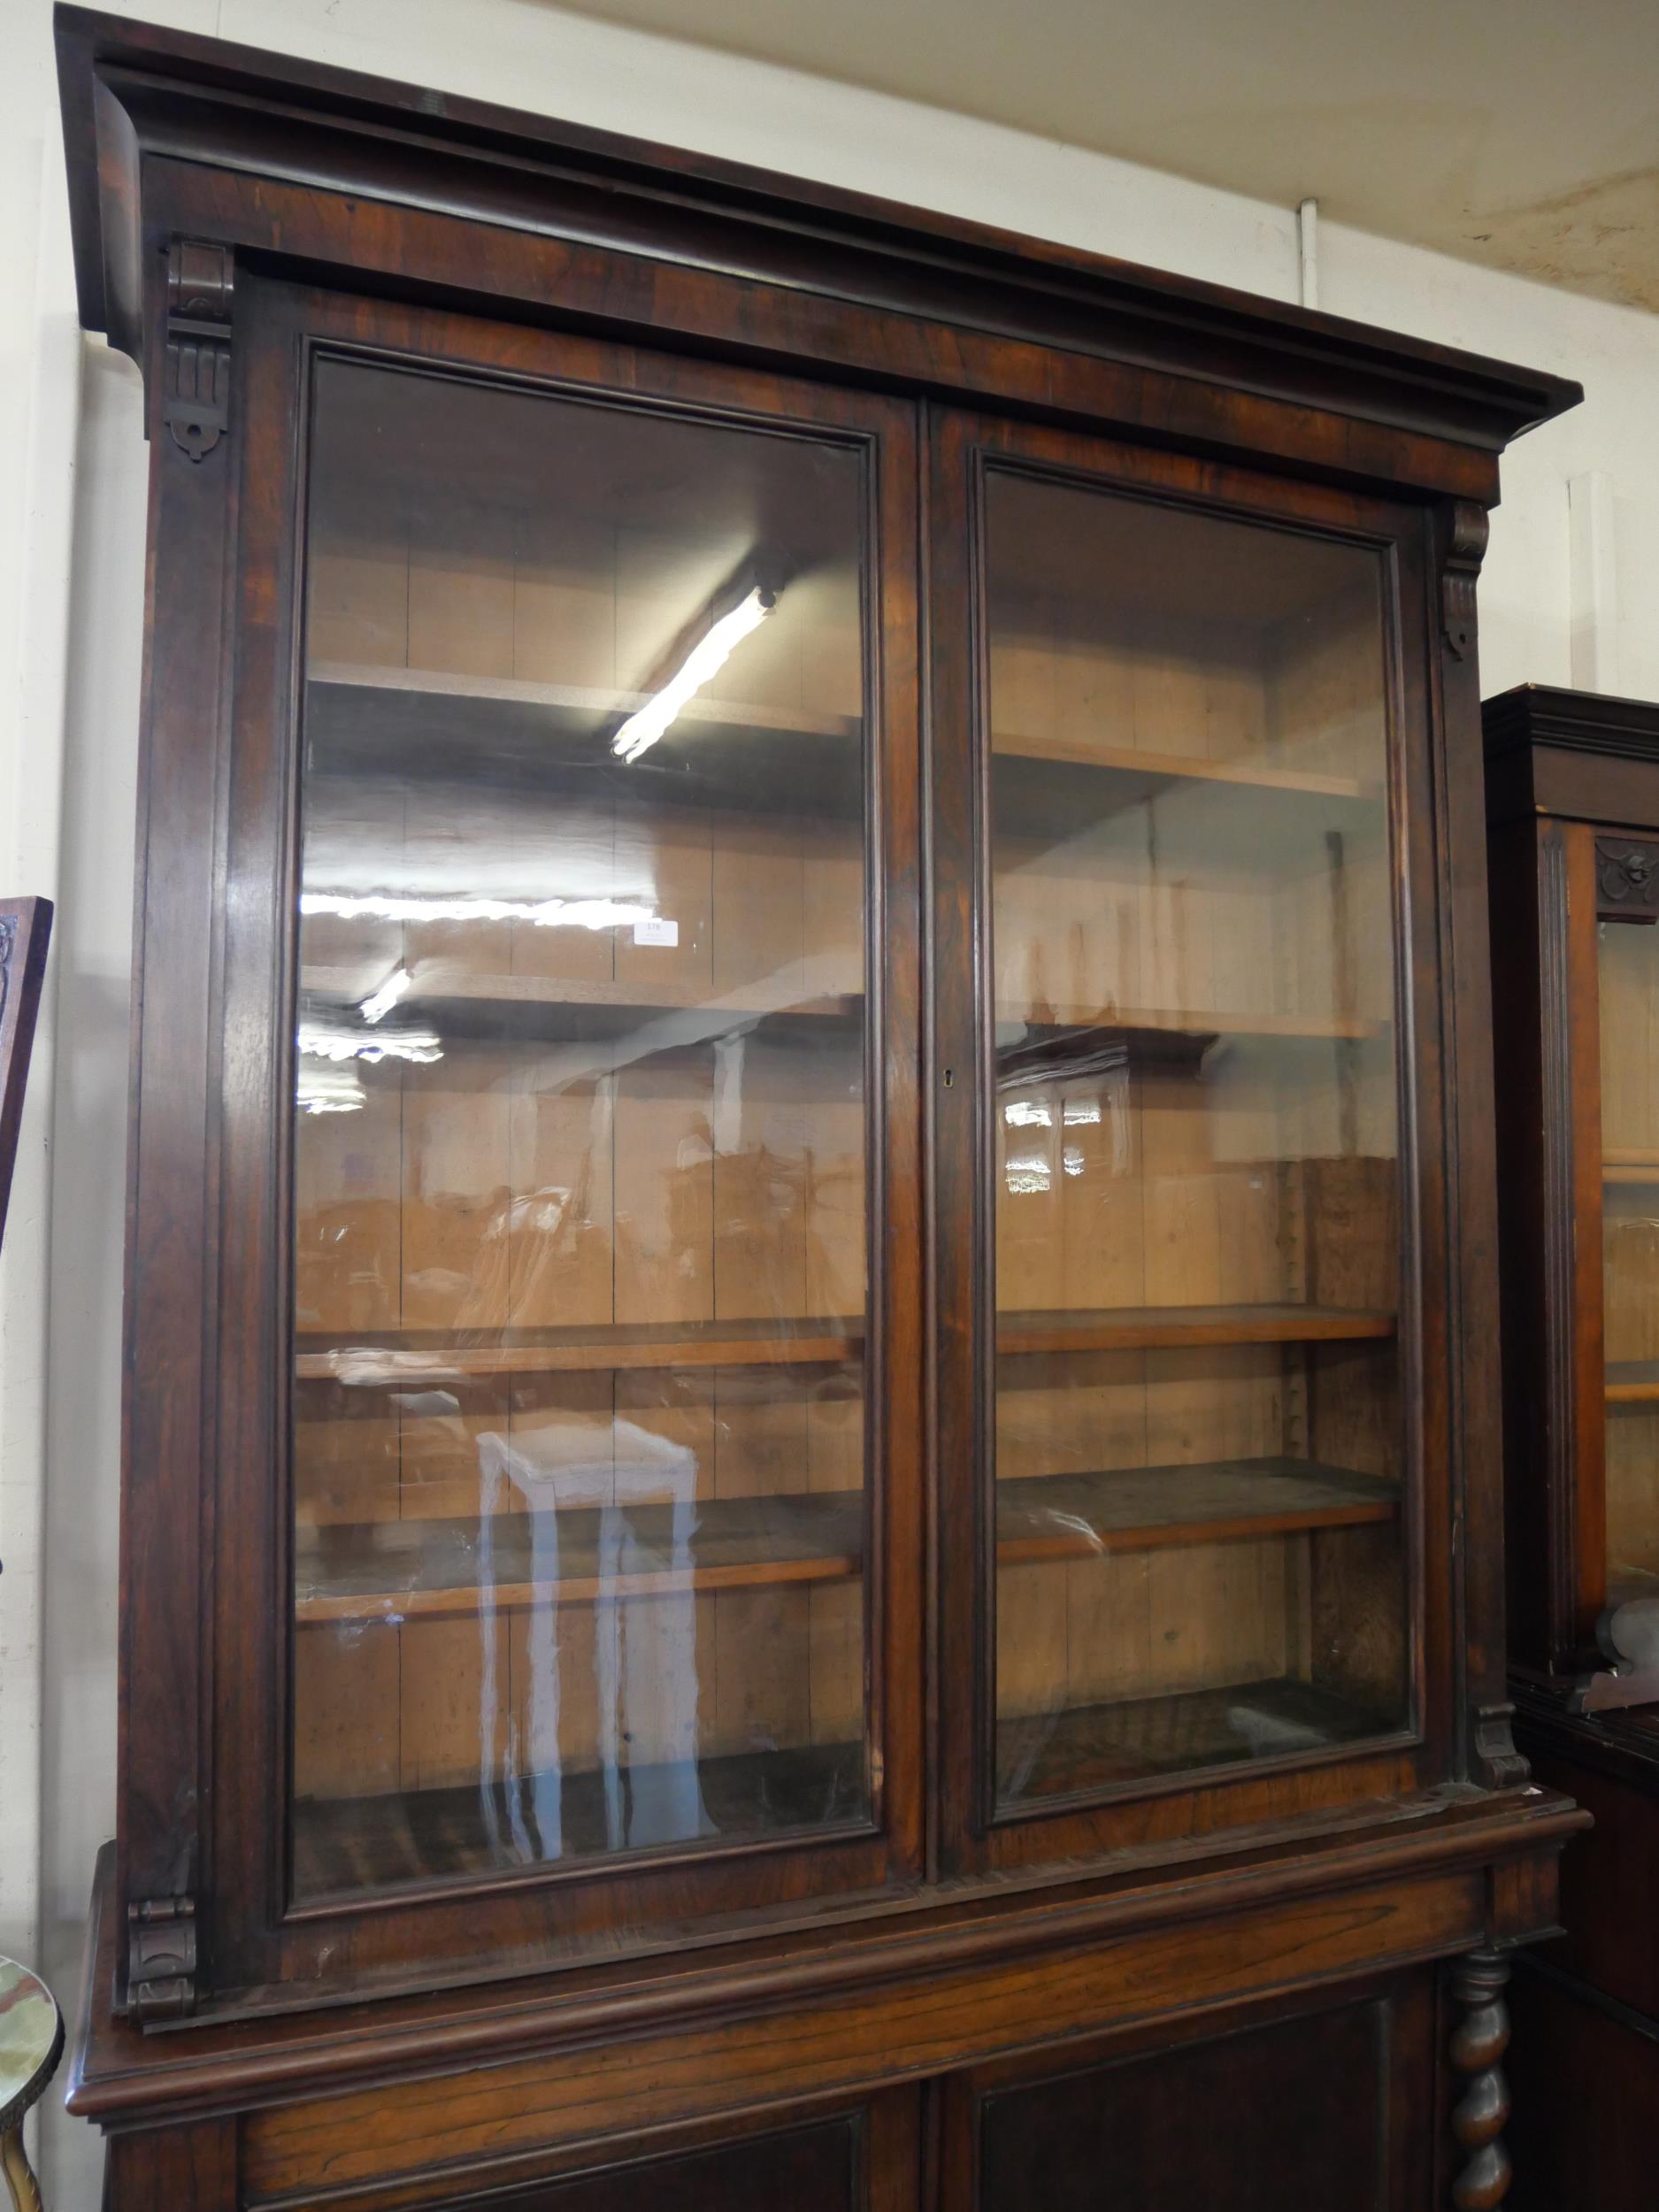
1,2 -> 1655,2202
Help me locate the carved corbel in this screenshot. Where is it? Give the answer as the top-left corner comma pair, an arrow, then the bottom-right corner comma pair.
161,241 -> 234,462
126,1894 -> 197,2022
1441,500 -> 1489,659
1471,1700 -> 1529,1790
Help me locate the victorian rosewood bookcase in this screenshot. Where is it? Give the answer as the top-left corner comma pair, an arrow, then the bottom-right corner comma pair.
57,9 -> 1586,2207
1485,686 -> 1659,2211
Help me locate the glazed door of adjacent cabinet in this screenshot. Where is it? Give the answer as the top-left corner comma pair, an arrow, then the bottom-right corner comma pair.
206,280 -> 924,1997
1586,831 -> 1659,1648
929,410 -> 1450,1871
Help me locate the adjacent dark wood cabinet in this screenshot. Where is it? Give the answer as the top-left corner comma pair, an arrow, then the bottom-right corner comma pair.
1486,683 -> 1659,2210
57,7 -> 1588,2204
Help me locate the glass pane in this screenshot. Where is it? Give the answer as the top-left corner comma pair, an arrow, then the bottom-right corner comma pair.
290,358 -> 871,1898
984,469 -> 1407,1807
1598,919 -> 1659,1611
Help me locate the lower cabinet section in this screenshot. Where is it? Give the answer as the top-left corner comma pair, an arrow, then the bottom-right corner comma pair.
282,1980 -> 1441,2212
82,1810 -> 1582,2212
941,1979 -> 1437,2212
127,1979 -> 1470,2212
1507,1959 -> 1659,2212
1502,1723 -> 1659,2211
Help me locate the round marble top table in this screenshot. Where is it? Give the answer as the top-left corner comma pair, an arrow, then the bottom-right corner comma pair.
0,1962 -> 62,2212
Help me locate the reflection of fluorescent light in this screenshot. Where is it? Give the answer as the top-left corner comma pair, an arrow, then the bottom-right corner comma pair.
1062,1100 -> 1102,1125
612,587 -> 773,764
1004,1154 -> 1053,1195
297,1064 -> 365,1115
301,893 -> 653,931
359,967 -> 411,1025
1003,1100 -> 1052,1127
298,1020 -> 442,1065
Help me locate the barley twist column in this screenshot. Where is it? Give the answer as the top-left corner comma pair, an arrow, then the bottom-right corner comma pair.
1448,1947 -> 1513,2208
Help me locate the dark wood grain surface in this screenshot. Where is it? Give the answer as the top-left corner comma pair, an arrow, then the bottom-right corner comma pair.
53,7 -> 1579,487
1508,1959 -> 1659,2212
50,10 -> 1583,2200
972,1994 -> 1394,2210
1485,686 -> 1659,2208
290,1303 -> 1395,1386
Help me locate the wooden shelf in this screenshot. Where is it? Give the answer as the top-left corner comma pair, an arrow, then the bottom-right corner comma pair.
987,740 -> 1381,857
995,1677 -> 1398,1801
295,1304 -> 1394,1384
311,664 -> 1374,803
996,1457 -> 1398,1564
294,1669 -> 1396,1896
296,1492 -> 865,1623
1604,1148 -> 1659,1187
310,659 -> 860,743
1608,1563 -> 1659,1609
995,1305 -> 1395,1354
306,665 -> 1380,861
1606,1363 -> 1659,1406
294,1736 -> 868,1899
295,1318 -> 865,1383
300,964 -> 862,1045
299,965 -> 1376,1048
997,1003 -> 1384,1045
295,1456 -> 1397,1624
306,661 -> 864,818
993,729 -> 1379,804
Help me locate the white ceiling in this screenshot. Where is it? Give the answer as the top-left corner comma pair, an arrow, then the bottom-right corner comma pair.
554,0 -> 1659,313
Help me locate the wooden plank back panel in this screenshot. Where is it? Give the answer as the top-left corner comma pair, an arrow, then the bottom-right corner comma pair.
291,459 -> 877,1821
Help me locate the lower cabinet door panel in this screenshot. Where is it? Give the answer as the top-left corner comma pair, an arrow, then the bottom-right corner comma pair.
442,2119 -> 860,2212
1507,1962 -> 1659,2212
252,2091 -> 923,2212
942,1980 -> 1435,2212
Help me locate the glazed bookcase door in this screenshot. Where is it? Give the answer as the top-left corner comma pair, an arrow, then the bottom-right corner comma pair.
209,279 -> 923,1997
931,409 -> 1448,1872
1595,848 -> 1659,1619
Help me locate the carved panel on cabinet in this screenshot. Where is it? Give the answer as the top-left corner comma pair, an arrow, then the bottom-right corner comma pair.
124,1894 -> 197,2024
1594,836 -> 1659,924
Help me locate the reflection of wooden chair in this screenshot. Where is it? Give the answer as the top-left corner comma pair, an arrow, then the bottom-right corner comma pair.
0,899 -> 53,1254
0,1958 -> 63,2212
475,1419 -> 710,1858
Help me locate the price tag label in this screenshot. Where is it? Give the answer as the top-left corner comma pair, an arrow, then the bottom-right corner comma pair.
633,916 -> 680,948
